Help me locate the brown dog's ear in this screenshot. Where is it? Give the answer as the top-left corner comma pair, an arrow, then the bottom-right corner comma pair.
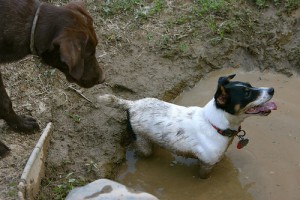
53,31 -> 87,80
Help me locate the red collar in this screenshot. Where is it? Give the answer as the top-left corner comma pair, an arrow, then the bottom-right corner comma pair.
211,123 -> 241,137
210,122 -> 249,149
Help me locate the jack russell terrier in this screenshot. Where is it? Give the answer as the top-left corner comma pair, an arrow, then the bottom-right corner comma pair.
98,74 -> 277,178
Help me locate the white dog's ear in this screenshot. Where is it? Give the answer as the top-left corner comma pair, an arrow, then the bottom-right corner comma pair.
215,85 -> 228,106
217,74 -> 236,86
214,74 -> 235,106
227,74 -> 236,80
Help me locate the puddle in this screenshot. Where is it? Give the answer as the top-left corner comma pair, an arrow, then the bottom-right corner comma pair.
116,68 -> 300,200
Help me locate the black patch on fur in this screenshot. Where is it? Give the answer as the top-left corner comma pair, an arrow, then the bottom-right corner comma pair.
215,75 -> 260,115
177,128 -> 184,136
127,110 -> 137,141
155,121 -> 163,125
187,111 -> 194,119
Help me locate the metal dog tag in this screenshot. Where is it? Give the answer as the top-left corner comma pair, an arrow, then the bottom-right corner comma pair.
237,138 -> 249,149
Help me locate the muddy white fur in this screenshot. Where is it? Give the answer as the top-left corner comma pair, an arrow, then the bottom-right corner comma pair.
98,74 -> 276,178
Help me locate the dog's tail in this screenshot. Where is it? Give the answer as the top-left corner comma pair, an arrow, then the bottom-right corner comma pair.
98,94 -> 133,110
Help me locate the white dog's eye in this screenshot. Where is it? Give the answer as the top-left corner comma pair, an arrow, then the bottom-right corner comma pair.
245,89 -> 251,97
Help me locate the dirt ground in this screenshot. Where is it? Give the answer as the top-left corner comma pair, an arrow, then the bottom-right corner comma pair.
0,0 -> 299,199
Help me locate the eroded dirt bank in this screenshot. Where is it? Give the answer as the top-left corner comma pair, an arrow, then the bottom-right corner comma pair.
0,1 -> 299,199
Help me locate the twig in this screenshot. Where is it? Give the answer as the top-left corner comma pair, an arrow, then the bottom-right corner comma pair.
97,52 -> 107,58
67,85 -> 93,104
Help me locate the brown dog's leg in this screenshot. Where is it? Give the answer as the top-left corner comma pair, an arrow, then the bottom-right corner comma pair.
0,72 -> 39,132
0,140 -> 10,157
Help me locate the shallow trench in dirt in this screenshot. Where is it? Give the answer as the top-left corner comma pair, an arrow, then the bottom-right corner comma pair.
116,68 -> 300,200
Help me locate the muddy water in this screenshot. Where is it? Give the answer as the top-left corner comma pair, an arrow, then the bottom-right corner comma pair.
116,68 -> 300,200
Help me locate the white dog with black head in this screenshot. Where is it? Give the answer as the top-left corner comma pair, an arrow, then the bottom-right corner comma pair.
98,74 -> 277,178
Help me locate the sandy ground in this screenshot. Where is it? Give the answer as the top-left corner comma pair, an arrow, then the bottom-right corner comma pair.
0,1 -> 299,199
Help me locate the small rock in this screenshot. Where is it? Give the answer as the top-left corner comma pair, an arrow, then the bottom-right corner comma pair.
38,101 -> 47,114
66,179 -> 159,200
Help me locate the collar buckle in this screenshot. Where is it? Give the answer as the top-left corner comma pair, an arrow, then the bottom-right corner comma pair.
211,123 -> 240,137
222,128 -> 239,137
210,122 -> 250,149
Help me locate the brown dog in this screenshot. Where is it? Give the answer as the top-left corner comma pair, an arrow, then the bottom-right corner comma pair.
0,0 -> 105,157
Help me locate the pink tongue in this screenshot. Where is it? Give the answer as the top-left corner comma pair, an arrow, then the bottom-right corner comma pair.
247,101 -> 277,113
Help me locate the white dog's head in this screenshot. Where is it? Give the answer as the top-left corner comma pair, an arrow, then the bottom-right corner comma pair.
214,74 -> 277,117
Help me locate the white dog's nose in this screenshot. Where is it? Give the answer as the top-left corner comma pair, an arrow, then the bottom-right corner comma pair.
268,88 -> 274,96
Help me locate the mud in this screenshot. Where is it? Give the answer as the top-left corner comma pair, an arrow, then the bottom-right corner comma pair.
116,68 -> 300,200
0,1 -> 299,199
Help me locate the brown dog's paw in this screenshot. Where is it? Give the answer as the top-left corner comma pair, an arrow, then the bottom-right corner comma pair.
8,115 -> 40,133
0,141 -> 10,158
